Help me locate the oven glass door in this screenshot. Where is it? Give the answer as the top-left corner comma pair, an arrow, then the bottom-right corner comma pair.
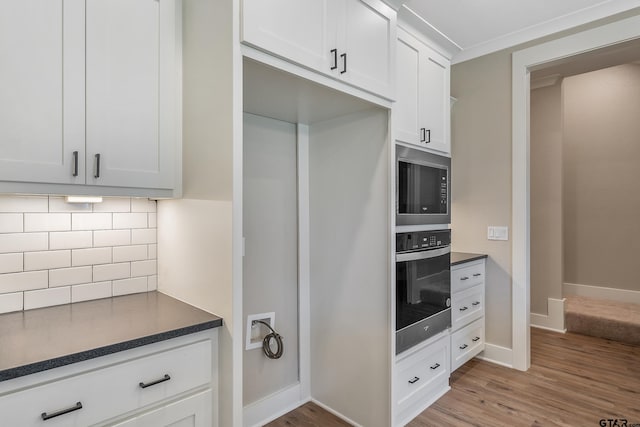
397,159 -> 448,216
396,247 -> 451,331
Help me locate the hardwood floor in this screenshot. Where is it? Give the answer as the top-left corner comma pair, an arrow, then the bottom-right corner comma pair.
268,328 -> 640,426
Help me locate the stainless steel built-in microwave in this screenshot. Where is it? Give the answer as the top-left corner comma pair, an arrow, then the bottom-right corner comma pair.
396,145 -> 451,226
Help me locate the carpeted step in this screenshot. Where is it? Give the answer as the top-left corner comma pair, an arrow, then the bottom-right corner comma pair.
564,295 -> 640,345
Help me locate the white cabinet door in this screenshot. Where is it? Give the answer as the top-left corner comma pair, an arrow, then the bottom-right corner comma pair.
0,0 -> 84,184
394,29 -> 450,155
419,45 -> 450,154
86,0 -> 176,189
242,0 -> 333,72
339,0 -> 395,99
112,390 -> 212,427
395,34 -> 420,145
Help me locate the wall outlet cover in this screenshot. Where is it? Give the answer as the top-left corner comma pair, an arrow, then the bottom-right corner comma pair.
245,312 -> 275,351
488,226 -> 509,241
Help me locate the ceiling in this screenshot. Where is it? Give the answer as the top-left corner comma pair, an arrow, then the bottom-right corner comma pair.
397,0 -> 640,64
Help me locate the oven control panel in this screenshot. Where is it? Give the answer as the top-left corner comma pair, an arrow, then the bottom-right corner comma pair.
396,230 -> 451,252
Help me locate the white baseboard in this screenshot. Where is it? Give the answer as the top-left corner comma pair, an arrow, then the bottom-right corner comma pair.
476,343 -> 513,368
531,297 -> 566,333
311,398 -> 364,427
564,282 -> 640,305
243,383 -> 307,427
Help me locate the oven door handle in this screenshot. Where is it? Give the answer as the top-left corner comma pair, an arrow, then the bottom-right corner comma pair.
396,247 -> 450,262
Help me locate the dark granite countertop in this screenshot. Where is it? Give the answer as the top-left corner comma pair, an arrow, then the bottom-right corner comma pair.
0,291 -> 222,382
451,252 -> 488,266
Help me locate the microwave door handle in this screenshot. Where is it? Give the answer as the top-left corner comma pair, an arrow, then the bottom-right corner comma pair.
396,247 -> 450,262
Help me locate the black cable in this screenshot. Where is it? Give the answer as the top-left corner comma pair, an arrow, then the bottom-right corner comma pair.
253,320 -> 284,359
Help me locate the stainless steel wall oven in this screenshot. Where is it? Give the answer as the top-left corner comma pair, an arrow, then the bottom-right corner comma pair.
396,229 -> 451,354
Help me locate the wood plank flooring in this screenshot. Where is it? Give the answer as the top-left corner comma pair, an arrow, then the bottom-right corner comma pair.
268,328 -> 640,426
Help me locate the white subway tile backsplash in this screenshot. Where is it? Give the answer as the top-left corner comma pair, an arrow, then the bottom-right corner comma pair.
113,277 -> 147,296
72,281 -> 112,303
0,213 -> 23,233
0,233 -> 48,254
0,195 -> 48,213
93,262 -> 130,282
92,198 -> 131,213
93,229 -> 130,247
131,198 -> 156,213
0,253 -> 23,274
113,245 -> 147,263
24,250 -> 71,271
113,213 -> 147,229
0,292 -> 23,314
0,271 -> 48,293
148,275 -> 157,291
50,231 -> 93,250
72,213 -> 112,231
72,247 -> 112,266
48,196 -> 92,213
148,244 -> 157,259
131,228 -> 156,245
49,266 -> 93,287
148,213 -> 157,228
24,286 -> 70,310
0,196 -> 158,310
24,213 -> 70,232
131,260 -> 156,277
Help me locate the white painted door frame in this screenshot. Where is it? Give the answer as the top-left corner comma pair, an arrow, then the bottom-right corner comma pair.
511,14 -> 640,371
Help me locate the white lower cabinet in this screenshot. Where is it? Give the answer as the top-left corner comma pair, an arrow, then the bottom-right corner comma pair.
0,331 -> 217,427
394,333 -> 450,426
450,258 -> 486,372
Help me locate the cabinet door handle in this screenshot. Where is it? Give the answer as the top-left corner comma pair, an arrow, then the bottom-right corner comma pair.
473,273 -> 482,277
472,336 -> 481,342
139,374 -> 171,389
72,151 -> 79,177
41,402 -> 83,420
330,49 -> 338,70
459,306 -> 468,311
460,344 -> 468,350
340,53 -> 347,74
430,363 -> 440,370
408,376 -> 420,384
472,301 -> 480,306
460,276 -> 469,281
94,153 -> 101,179
425,129 -> 431,143
420,128 -> 426,142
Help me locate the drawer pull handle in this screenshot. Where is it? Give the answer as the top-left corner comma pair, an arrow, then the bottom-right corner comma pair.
408,376 -> 420,384
460,344 -> 469,350
41,402 -> 82,420
472,336 -> 481,342
460,276 -> 469,281
472,301 -> 480,306
459,306 -> 468,311
473,273 -> 482,277
430,363 -> 440,370
139,374 -> 171,389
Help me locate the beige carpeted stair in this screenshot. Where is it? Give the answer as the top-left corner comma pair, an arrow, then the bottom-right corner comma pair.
565,295 -> 640,345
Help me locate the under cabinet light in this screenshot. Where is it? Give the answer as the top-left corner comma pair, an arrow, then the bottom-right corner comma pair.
65,196 -> 103,204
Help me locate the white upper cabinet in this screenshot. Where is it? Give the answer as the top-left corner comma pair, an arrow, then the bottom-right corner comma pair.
0,0 -> 179,194
395,28 -> 451,155
242,0 -> 396,100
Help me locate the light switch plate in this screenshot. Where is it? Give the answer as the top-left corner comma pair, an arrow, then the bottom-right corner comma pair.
488,226 -> 509,241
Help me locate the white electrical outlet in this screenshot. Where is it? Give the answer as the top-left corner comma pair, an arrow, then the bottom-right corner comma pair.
488,226 -> 509,241
245,312 -> 275,350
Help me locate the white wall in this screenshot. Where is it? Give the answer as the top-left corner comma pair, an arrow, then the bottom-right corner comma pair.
242,113 -> 299,405
309,108 -> 390,427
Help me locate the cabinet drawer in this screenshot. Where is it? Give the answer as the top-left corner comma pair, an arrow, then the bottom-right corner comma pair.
452,261 -> 484,292
451,318 -> 484,372
0,340 -> 211,427
395,335 -> 448,410
451,284 -> 484,330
